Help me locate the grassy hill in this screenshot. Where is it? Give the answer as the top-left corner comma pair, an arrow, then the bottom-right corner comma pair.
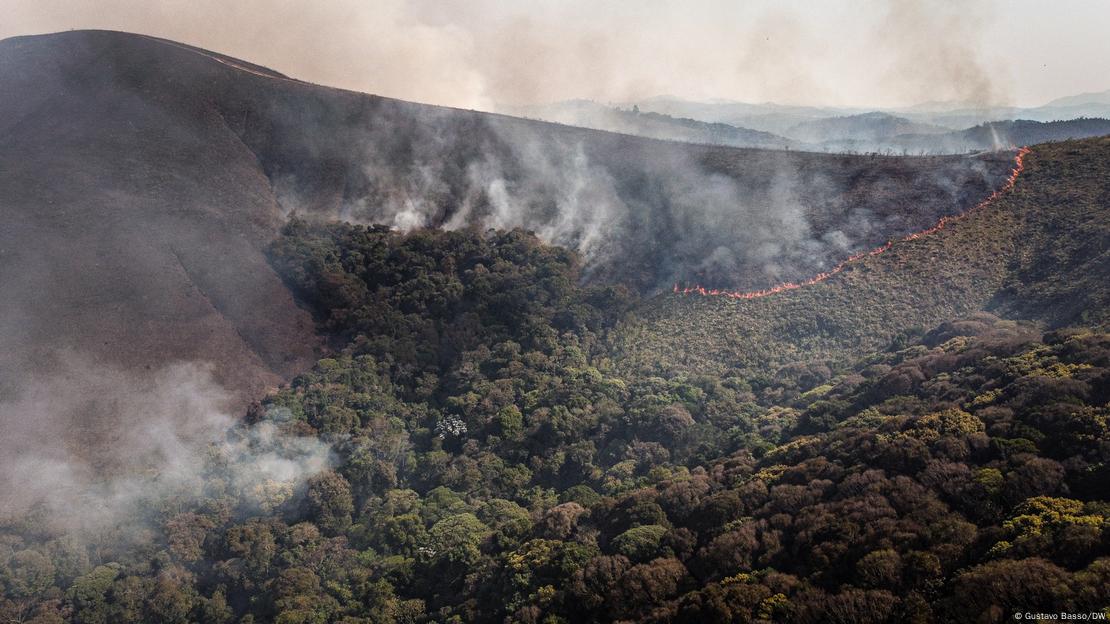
612,138 -> 1110,379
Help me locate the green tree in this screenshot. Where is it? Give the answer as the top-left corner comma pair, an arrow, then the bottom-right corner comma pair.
306,471 -> 355,534
611,525 -> 667,562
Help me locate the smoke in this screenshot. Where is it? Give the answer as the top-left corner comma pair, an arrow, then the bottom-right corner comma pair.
447,135 -> 626,266
0,354 -> 332,534
261,102 -> 1006,292
309,116 -> 837,289
2,0 -> 1071,110
875,0 -> 1011,108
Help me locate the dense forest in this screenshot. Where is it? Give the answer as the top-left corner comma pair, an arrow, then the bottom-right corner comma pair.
2,211 -> 1106,623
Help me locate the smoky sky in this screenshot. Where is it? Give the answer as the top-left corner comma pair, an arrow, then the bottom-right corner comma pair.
3,0 -> 1109,110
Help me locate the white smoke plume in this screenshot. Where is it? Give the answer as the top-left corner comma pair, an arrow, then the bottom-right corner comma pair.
0,354 -> 332,534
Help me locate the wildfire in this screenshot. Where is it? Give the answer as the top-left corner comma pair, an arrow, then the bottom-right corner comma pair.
674,147 -> 1030,301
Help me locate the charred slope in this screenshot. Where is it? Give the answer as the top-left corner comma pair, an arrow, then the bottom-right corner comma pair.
0,32 -> 322,408
2,31 -> 1016,293
0,30 -> 1021,406
614,138 -> 1110,378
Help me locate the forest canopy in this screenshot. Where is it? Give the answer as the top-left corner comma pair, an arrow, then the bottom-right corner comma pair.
1,219 -> 1107,623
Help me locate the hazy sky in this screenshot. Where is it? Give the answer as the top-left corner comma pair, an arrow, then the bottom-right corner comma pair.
3,0 -> 1108,110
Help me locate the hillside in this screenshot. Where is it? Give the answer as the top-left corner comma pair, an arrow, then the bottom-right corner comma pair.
0,28 -> 1018,407
612,138 -> 1110,379
1,18 -> 1108,624
0,32 -> 322,408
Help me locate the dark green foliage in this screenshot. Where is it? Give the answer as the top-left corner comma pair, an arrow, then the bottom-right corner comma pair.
267,221 -> 630,391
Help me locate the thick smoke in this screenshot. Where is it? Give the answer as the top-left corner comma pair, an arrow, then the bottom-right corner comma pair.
266,105 -> 1002,292
0,355 -> 332,533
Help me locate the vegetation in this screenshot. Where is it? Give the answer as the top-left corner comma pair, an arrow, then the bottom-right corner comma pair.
1,139 -> 1108,623
616,138 -> 1110,378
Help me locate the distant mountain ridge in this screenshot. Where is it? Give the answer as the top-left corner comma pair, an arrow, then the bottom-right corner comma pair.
782,111 -> 949,144
502,99 -> 798,149
624,93 -> 1110,131
1045,88 -> 1110,108
513,98 -> 1110,155
814,118 -> 1110,154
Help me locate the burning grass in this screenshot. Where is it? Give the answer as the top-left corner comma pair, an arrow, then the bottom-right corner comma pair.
612,138 -> 1110,379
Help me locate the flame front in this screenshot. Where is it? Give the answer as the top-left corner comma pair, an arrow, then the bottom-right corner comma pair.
673,147 -> 1030,301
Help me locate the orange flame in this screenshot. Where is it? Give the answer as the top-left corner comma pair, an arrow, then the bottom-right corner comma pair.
674,147 -> 1030,301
